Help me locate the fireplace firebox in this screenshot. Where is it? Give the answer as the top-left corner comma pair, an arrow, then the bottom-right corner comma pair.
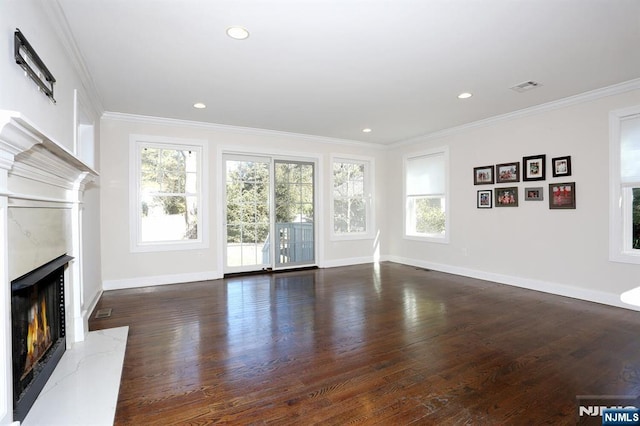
11,254 -> 72,422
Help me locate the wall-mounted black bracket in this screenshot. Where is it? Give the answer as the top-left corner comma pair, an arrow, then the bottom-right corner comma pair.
14,28 -> 56,104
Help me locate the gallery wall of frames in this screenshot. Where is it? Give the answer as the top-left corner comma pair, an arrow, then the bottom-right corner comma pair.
474,155 -> 575,210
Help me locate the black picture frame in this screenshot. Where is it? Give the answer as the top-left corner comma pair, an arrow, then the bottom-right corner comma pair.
495,187 -> 518,207
524,187 -> 544,201
473,165 -> 494,185
549,182 -> 576,209
496,162 -> 520,183
552,156 -> 572,177
522,154 -> 546,181
477,190 -> 492,208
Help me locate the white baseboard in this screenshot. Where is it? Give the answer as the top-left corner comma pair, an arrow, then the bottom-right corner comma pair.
99,258 -> 638,312
387,255 -> 640,312
83,288 -> 103,326
320,256 -> 381,268
103,270 -> 222,291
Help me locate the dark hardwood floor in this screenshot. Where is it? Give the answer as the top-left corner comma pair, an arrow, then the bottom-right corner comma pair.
89,262 -> 640,425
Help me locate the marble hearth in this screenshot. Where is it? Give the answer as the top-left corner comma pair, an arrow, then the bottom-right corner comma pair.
22,327 -> 128,426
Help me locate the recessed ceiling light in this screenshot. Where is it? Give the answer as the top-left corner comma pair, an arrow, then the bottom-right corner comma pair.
193,102 -> 206,109
226,26 -> 250,40
362,128 -> 372,133
458,92 -> 473,99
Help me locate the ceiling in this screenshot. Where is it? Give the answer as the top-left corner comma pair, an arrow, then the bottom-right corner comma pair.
55,0 -> 640,145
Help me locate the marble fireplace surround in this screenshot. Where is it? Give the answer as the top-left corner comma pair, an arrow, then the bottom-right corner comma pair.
0,110 -> 97,423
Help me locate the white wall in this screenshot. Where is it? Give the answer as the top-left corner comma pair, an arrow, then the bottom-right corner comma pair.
99,116 -> 387,288
2,2 -> 73,149
386,88 -> 640,309
0,2 -> 102,424
82,172 -> 103,321
101,88 -> 640,311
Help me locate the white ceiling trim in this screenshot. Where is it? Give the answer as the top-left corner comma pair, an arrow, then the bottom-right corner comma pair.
391,78 -> 640,149
53,0 -> 640,145
44,0 -> 104,117
101,112 -> 387,150
103,77 -> 640,152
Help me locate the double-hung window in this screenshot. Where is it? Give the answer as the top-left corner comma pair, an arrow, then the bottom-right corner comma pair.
130,135 -> 208,252
331,156 -> 374,239
404,147 -> 449,242
610,107 -> 640,264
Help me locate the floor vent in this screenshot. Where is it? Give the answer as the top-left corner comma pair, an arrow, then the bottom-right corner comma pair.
95,308 -> 112,319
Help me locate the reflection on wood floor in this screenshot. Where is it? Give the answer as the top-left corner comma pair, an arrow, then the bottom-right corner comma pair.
89,262 -> 640,425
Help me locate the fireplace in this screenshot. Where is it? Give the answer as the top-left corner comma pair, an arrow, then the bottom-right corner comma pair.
11,254 -> 73,422
0,112 -> 97,424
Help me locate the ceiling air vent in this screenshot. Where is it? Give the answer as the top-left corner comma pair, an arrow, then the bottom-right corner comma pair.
510,80 -> 542,93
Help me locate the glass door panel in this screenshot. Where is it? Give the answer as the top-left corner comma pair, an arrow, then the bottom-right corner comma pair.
274,161 -> 315,268
224,155 -> 271,273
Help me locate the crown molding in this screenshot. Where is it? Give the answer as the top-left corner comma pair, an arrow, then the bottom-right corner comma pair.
103,78 -> 640,151
391,78 -> 640,148
101,112 -> 387,150
44,1 -> 104,118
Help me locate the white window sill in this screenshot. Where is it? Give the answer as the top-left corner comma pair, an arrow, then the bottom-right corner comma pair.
609,250 -> 640,265
404,234 -> 449,244
330,233 -> 376,242
131,240 -> 208,253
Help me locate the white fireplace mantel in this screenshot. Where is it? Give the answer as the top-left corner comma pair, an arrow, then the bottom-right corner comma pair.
0,110 -> 98,424
0,111 -> 96,194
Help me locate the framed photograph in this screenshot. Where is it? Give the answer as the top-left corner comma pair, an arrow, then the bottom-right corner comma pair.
552,156 -> 571,177
495,187 -> 518,207
473,165 -> 494,185
496,162 -> 520,183
525,187 -> 544,201
522,154 -> 546,181
477,190 -> 492,208
549,182 -> 576,209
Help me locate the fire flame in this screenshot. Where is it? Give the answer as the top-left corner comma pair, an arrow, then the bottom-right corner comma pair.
22,296 -> 52,379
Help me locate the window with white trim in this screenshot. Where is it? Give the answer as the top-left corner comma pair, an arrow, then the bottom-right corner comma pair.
331,156 -> 374,239
610,107 -> 640,263
130,135 -> 207,252
404,148 -> 449,242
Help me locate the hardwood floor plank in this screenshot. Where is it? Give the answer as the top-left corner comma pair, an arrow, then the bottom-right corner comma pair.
89,262 -> 640,425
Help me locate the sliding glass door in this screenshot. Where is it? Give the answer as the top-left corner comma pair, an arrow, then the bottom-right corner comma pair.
274,161 -> 315,268
223,155 -> 315,273
224,155 -> 271,273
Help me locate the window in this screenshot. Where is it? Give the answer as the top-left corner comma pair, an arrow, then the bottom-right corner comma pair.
609,107 -> 640,264
130,135 -> 207,252
404,148 -> 449,242
331,156 -> 374,239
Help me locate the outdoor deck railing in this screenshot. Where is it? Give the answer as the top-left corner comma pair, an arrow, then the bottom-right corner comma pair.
262,222 -> 314,265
